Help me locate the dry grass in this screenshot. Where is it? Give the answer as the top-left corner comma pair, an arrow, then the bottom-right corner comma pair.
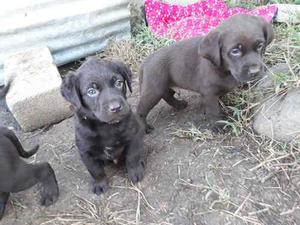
171,123 -> 216,142
39,182 -> 155,225
97,24 -> 171,76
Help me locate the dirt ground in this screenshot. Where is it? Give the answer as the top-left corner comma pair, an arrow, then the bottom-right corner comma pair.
1,74 -> 300,225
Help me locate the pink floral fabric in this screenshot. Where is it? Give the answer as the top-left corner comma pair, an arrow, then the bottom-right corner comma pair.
145,0 -> 278,40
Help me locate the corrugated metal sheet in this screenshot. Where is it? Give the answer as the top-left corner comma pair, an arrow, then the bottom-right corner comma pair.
0,0 -> 131,85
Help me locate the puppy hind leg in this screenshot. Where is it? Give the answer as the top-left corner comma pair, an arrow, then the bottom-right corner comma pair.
0,192 -> 9,220
162,88 -> 188,110
137,87 -> 164,134
33,163 -> 59,206
11,163 -> 59,206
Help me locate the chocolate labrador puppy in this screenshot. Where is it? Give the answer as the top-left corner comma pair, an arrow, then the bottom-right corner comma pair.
137,14 -> 274,132
0,127 -> 59,220
61,58 -> 145,195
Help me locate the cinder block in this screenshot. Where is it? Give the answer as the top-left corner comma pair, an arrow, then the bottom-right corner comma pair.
4,47 -> 72,132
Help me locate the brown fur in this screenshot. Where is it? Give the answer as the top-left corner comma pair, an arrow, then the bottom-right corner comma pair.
137,14 -> 274,132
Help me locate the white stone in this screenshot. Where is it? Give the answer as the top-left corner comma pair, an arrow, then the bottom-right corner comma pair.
253,88 -> 300,142
4,47 -> 72,132
275,4 -> 300,24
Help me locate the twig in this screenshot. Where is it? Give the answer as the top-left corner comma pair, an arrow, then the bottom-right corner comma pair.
113,184 -> 155,210
250,153 -> 290,171
135,183 -> 141,225
234,193 -> 251,216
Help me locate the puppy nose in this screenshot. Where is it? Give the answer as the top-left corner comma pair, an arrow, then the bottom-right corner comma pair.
109,101 -> 122,113
248,65 -> 260,76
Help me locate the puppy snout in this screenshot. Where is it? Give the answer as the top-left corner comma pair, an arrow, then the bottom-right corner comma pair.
109,101 -> 122,113
248,65 -> 261,76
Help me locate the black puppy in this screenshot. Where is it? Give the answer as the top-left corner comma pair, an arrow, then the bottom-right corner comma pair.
61,58 -> 145,195
0,127 -> 59,219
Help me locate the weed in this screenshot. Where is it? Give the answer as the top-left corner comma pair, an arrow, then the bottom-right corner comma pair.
171,123 -> 215,142
97,23 -> 171,76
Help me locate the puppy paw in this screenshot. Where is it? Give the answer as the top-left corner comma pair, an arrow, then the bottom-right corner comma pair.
145,124 -> 154,134
210,121 -> 227,134
127,161 -> 145,183
40,185 -> 59,206
93,179 -> 109,195
174,100 -> 188,110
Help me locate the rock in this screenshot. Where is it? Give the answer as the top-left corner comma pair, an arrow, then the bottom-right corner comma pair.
4,47 -> 73,132
253,88 -> 300,142
274,4 -> 300,24
257,63 -> 289,90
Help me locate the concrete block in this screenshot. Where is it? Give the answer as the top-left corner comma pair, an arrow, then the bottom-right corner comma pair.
4,47 -> 72,132
0,0 -> 131,85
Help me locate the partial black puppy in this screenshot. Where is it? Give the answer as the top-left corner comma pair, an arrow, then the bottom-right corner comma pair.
0,84 -> 59,220
61,57 -> 145,195
0,127 -> 59,219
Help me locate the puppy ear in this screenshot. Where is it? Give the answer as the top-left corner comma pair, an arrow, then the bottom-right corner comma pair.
111,60 -> 133,93
61,72 -> 82,109
255,16 -> 274,45
199,31 -> 222,67
263,21 -> 274,46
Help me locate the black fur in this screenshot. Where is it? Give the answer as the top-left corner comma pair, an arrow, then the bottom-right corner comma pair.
61,57 -> 145,195
0,127 -> 59,220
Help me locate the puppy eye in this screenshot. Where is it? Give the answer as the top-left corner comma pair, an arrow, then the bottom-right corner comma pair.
114,80 -> 124,89
87,87 -> 99,97
257,43 -> 264,51
230,48 -> 242,57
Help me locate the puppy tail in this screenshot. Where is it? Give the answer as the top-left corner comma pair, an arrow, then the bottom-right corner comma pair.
0,82 -> 10,99
4,129 -> 39,158
19,145 -> 39,158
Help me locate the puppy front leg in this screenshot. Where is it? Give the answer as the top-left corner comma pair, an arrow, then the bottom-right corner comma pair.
125,138 -> 145,183
0,192 -> 9,220
80,153 -> 108,195
203,95 -> 224,132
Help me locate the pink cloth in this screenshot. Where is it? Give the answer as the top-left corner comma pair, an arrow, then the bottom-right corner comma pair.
145,0 -> 278,40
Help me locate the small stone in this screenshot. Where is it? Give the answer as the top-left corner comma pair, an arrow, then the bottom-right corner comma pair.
274,4 -> 300,24
257,63 -> 289,89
